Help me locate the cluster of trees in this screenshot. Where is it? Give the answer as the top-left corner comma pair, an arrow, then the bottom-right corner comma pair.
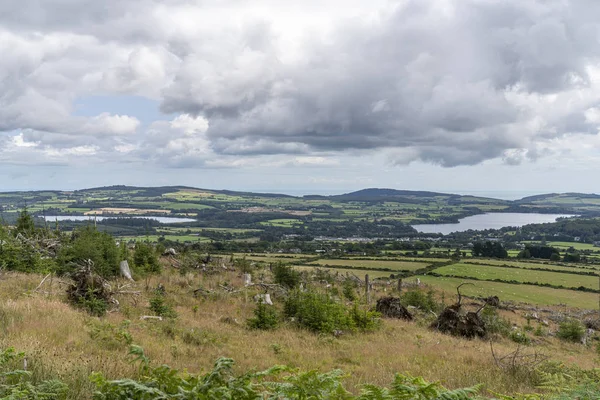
518,245 -> 560,260
471,241 -> 508,258
0,209 -> 161,279
515,218 -> 600,242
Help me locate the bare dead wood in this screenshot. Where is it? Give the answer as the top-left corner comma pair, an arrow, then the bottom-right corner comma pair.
456,282 -> 475,306
490,341 -> 548,371
140,316 -> 163,321
34,273 -> 52,292
247,283 -> 288,295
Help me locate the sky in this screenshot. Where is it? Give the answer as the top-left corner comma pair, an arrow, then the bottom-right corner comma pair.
1,0 -> 600,196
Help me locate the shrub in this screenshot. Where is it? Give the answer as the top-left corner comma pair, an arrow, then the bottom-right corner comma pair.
342,280 -> 358,301
557,320 -> 585,343
76,288 -> 109,317
89,320 -> 133,350
480,306 -> 511,336
284,290 -> 353,334
133,242 -> 161,274
509,329 -> 531,345
401,289 -> 439,312
14,207 -> 36,237
283,290 -> 379,334
247,301 -> 279,330
348,304 -> 381,332
234,257 -> 254,274
149,290 -> 177,319
272,263 -> 301,288
0,224 -> 57,273
57,225 -> 119,277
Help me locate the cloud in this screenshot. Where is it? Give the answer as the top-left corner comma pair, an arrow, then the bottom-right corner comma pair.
0,0 -> 600,170
157,0 -> 600,167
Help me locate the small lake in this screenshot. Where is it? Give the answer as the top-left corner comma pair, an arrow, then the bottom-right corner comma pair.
412,213 -> 574,235
42,216 -> 196,224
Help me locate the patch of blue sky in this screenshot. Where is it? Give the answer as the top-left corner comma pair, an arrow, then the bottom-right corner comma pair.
72,95 -> 174,125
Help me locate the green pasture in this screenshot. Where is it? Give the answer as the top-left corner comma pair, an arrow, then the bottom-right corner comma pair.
345,255 -> 450,263
233,253 -> 308,259
122,235 -> 212,243
259,219 -> 302,227
418,275 -> 597,309
294,265 -> 394,279
521,241 -> 600,251
308,258 -> 430,271
462,259 -> 600,273
433,263 -> 599,290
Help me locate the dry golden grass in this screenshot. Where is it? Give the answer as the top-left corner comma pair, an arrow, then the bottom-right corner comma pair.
0,268 -> 597,399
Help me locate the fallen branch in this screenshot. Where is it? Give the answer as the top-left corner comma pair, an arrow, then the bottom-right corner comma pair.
140,316 -> 163,321
34,273 -> 52,292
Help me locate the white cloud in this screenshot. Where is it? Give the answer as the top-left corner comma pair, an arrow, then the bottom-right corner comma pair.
0,0 -> 600,191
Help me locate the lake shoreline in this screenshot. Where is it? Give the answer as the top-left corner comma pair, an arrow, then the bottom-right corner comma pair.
412,212 -> 575,235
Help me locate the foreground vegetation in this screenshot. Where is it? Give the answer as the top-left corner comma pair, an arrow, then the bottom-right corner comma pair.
2,196 -> 600,398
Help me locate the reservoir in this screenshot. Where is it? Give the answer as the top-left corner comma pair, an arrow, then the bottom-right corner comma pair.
42,216 -> 196,224
412,213 -> 574,235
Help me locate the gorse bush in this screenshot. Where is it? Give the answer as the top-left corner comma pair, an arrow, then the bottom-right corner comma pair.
557,320 -> 585,343
247,300 -> 279,330
272,263 -> 301,288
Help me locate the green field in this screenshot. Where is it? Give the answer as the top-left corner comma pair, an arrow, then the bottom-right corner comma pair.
351,256 -> 451,263
295,265 -> 394,279
232,252 -> 310,259
433,263 -> 599,290
259,219 -> 303,227
418,275 -> 597,309
462,259 -> 599,274
308,259 -> 430,271
522,241 -> 600,251
123,235 -> 212,243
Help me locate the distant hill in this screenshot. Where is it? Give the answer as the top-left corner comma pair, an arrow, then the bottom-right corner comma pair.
516,192 -> 600,204
338,188 -> 452,198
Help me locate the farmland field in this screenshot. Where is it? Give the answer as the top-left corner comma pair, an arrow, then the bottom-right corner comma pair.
522,241 -> 600,251
295,265 -> 394,279
308,258 -> 431,271
433,263 -> 599,290
418,275 -> 597,309
461,259 -> 600,273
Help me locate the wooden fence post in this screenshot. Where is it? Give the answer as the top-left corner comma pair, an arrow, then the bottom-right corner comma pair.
397,278 -> 402,294
365,274 -> 370,305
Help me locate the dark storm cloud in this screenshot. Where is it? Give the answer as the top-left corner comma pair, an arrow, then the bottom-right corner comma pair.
160,0 -> 600,166
1,0 -> 600,168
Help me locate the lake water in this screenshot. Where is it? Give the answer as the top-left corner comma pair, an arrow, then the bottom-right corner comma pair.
42,216 -> 196,224
412,213 -> 574,235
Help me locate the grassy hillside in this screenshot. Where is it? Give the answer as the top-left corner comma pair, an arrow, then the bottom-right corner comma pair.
1,260 -> 600,399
